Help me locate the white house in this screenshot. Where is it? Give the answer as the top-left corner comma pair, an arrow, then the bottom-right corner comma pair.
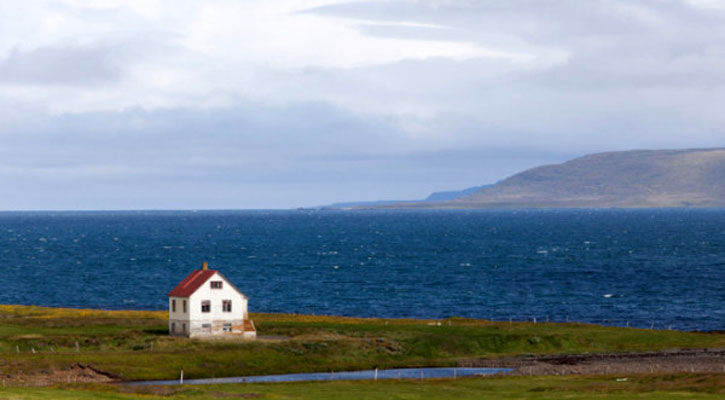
167,262 -> 256,338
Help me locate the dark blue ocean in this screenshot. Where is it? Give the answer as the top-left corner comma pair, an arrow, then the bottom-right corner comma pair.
1,210 -> 723,331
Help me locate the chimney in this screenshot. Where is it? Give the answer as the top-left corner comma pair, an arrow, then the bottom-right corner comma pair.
202,261 -> 208,271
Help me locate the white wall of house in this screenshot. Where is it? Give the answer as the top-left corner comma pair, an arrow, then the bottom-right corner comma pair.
169,272 -> 248,337
188,272 -> 247,321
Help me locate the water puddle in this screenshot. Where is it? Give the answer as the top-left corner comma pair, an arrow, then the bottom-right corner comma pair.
128,367 -> 512,386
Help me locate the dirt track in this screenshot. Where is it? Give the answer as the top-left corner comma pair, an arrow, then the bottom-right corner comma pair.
0,363 -> 116,387
460,348 -> 725,376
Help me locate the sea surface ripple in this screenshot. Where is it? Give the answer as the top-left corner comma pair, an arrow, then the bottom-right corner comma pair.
0,209 -> 723,331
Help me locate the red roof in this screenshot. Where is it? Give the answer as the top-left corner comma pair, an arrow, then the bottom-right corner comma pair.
167,269 -> 217,297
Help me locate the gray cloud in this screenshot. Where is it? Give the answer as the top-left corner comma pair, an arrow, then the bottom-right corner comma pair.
0,100 -> 571,209
304,0 -> 725,88
1,1 -> 725,209
290,0 -> 725,148
0,44 -> 122,85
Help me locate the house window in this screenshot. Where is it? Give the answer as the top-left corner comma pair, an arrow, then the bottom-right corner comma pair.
171,322 -> 176,333
211,281 -> 223,289
182,323 -> 186,334
201,300 -> 211,313
172,299 -> 176,312
183,300 -> 187,313
222,300 -> 232,312
202,323 -> 212,332
223,323 -> 232,332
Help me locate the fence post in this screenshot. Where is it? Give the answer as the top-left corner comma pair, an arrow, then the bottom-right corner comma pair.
180,370 -> 184,384
374,368 -> 378,381
75,341 -> 80,352
453,368 -> 457,379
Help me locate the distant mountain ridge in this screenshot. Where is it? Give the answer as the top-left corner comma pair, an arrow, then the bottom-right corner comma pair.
424,185 -> 490,202
317,185 -> 489,209
390,148 -> 725,209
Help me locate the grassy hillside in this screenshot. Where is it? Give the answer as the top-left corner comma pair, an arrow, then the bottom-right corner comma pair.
392,148 -> 725,208
0,305 -> 722,382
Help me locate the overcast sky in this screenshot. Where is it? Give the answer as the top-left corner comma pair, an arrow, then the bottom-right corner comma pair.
2,0 -> 725,209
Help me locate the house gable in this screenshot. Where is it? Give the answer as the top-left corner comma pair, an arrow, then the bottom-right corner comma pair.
209,271 -> 248,299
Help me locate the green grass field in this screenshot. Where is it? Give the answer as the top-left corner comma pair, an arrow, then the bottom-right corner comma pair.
1,304 -> 723,382
0,304 -> 723,399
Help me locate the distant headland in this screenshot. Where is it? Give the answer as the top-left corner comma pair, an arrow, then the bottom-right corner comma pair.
319,148 -> 725,209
